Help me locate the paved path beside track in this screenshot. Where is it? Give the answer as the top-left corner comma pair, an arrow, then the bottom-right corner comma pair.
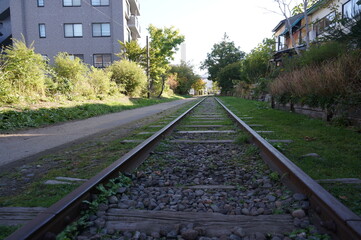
0,98 -> 196,167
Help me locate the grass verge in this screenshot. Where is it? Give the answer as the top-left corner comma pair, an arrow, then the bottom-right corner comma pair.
0,96 -> 185,132
219,96 -> 361,216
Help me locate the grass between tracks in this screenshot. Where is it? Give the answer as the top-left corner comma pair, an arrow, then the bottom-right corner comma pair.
0,95 -> 186,132
219,96 -> 361,216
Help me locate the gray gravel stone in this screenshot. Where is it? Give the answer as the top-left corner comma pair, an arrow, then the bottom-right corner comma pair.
233,227 -> 246,237
108,196 -> 118,204
293,193 -> 307,201
181,229 -> 199,240
292,209 -> 306,218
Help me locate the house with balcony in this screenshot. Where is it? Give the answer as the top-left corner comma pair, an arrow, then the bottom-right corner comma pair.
0,0 -> 141,67
272,0 -> 360,64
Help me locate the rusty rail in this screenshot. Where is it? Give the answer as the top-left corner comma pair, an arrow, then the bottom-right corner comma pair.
7,98 -> 206,240
215,97 -> 361,240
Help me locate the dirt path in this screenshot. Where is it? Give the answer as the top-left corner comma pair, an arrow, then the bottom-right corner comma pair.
0,98 -> 196,167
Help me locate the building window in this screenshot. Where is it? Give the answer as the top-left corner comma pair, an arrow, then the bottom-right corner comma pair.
92,23 -> 111,37
276,35 -> 285,51
91,0 -> 110,6
93,54 -> 111,68
39,24 -> 46,38
64,23 -> 83,37
37,0 -> 44,7
343,0 -> 361,19
313,12 -> 336,37
63,0 -> 81,7
69,54 -> 84,61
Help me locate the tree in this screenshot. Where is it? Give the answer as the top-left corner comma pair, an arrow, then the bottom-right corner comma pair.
169,61 -> 200,95
216,62 -> 242,93
240,38 -> 275,84
201,33 -> 245,92
117,40 -> 146,63
192,79 -> 206,94
148,25 -> 185,97
274,0 -> 301,54
115,25 -> 184,97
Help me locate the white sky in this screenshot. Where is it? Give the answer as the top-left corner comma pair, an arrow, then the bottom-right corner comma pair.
138,0 -> 292,75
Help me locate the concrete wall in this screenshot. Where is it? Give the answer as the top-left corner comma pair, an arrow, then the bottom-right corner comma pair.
273,102 -> 361,126
10,0 -> 127,65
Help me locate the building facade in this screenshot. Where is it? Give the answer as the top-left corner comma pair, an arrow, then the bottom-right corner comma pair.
272,0 -> 360,63
0,0 -> 141,67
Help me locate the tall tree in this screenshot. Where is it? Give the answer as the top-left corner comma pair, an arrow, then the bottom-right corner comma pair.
148,25 -> 185,97
201,33 -> 245,91
292,0 -> 319,49
274,0 -> 301,54
241,38 -> 275,83
117,40 -> 146,63
116,25 -> 184,97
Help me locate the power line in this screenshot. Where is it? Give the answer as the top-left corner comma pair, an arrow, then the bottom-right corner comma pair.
80,0 -> 125,28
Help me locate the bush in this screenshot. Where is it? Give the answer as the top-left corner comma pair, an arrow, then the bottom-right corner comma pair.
52,53 -> 94,98
270,51 -> 361,109
88,67 -> 115,98
109,60 -> 147,97
0,39 -> 49,103
282,41 -> 346,72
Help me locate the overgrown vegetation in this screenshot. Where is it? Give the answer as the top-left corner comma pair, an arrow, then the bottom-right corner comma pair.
270,45 -> 361,113
0,40 -> 148,105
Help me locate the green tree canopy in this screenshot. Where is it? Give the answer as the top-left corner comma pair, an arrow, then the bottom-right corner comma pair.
148,25 -> 185,96
117,40 -> 146,63
169,61 -> 200,95
201,34 -> 245,91
117,25 -> 184,97
240,38 -> 275,83
217,61 -> 242,92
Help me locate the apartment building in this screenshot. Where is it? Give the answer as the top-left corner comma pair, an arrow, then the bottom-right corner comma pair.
272,0 -> 360,63
0,0 -> 141,67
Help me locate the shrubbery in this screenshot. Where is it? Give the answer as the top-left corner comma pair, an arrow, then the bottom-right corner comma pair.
0,39 -> 49,103
109,60 -> 147,97
270,50 -> 361,112
0,40 -> 149,105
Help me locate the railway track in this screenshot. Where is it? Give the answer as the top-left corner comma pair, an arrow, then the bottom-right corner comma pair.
7,97 -> 361,240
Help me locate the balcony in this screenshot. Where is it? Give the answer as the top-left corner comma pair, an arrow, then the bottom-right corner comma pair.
128,15 -> 141,39
129,0 -> 140,16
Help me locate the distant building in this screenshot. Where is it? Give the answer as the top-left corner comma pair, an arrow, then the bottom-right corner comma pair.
180,42 -> 186,62
0,0 -> 141,67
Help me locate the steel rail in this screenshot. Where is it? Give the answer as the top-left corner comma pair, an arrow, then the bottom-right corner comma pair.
7,97 -> 206,240
215,97 -> 361,240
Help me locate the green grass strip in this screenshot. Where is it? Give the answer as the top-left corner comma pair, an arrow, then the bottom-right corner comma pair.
220,96 -> 361,215
0,96 -> 185,132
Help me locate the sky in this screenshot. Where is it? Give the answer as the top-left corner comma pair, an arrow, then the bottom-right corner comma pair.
138,0 -> 289,76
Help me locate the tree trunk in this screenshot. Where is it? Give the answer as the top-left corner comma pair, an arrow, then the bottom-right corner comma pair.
303,0 -> 310,49
276,0 -> 301,55
157,75 -> 166,98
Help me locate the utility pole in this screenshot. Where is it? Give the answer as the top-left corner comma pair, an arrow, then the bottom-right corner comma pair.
146,36 -> 150,98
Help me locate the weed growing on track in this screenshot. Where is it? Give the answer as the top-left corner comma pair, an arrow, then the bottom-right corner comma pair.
220,96 -> 361,216
57,174 -> 131,240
